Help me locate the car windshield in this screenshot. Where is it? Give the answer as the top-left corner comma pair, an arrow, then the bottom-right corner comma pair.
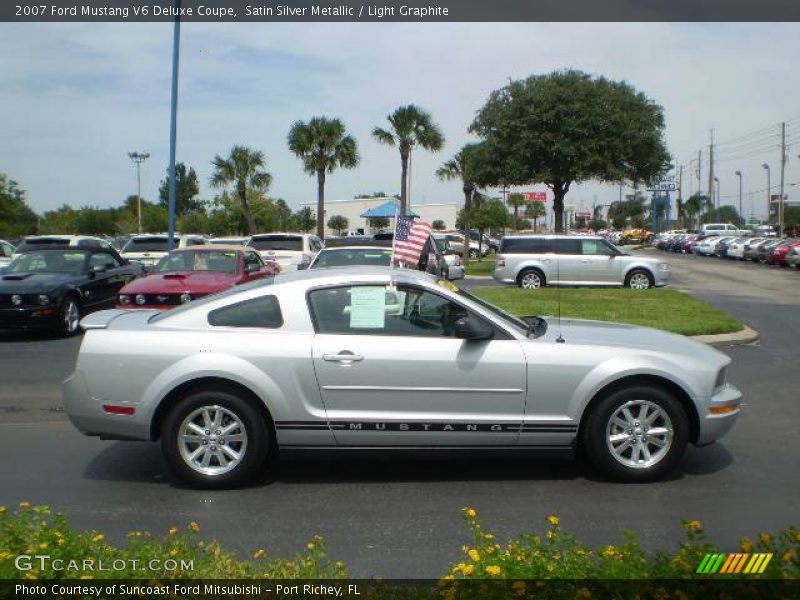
249,236 -> 303,251
154,250 -> 239,273
311,248 -> 393,268
122,237 -> 169,252
6,250 -> 87,275
432,237 -> 447,252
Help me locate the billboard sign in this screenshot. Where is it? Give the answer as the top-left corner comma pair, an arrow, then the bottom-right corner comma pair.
523,191 -> 547,203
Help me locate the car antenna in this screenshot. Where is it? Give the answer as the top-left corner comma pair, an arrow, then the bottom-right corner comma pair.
555,249 -> 565,344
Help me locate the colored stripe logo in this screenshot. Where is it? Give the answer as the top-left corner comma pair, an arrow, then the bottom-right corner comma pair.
696,553 -> 773,574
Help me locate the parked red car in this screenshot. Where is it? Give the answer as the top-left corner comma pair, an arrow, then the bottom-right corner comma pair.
766,240 -> 800,266
116,246 -> 280,310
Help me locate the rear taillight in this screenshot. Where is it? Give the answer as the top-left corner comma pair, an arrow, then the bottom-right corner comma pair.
103,405 -> 135,415
497,256 -> 506,267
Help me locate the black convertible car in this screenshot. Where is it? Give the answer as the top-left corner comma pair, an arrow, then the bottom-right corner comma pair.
0,248 -> 143,336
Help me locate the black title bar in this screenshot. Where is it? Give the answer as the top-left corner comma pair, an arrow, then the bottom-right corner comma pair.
4,0 -> 800,22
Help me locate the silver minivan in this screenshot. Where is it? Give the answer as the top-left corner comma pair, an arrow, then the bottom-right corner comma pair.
493,235 -> 670,289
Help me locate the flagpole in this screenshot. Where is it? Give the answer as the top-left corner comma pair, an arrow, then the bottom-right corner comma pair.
389,203 -> 400,290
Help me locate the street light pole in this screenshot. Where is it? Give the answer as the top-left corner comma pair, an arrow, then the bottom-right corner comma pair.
762,163 -> 771,226
127,152 -> 150,234
713,176 -> 720,212
166,0 -> 181,250
735,171 -> 743,227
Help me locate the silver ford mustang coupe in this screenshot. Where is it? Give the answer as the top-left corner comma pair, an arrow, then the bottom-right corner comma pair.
64,267 -> 742,488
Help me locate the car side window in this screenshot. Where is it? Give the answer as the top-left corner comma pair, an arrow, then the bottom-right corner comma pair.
1,243 -> 12,257
581,240 -> 614,256
309,285 -> 485,338
208,296 -> 283,328
187,238 -> 206,247
553,239 -> 582,255
244,251 -> 263,269
89,253 -> 120,270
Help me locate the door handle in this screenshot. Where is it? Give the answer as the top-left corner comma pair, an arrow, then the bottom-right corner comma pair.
323,352 -> 365,363
582,259 -> 590,263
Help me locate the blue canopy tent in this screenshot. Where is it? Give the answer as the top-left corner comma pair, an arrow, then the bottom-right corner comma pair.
360,200 -> 419,219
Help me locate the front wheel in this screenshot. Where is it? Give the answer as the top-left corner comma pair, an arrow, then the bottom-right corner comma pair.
582,385 -> 689,482
161,388 -> 271,489
59,295 -> 81,337
517,269 -> 545,289
625,269 -> 653,290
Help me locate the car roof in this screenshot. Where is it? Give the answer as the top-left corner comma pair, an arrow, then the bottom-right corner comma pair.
502,234 -> 603,240
273,265 -> 436,286
171,245 -> 245,253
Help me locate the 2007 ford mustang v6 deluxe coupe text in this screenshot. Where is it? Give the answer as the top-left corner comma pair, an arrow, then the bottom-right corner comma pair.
64,267 -> 742,488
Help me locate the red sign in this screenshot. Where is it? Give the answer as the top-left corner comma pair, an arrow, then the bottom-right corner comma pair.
523,192 -> 547,203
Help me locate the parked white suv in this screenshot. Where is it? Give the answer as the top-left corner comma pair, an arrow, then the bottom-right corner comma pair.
247,233 -> 323,271
120,234 -> 207,268
12,235 -> 114,260
493,235 -> 670,289
700,223 -> 741,236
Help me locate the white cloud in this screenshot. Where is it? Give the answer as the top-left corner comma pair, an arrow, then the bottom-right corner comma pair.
0,22 -> 798,220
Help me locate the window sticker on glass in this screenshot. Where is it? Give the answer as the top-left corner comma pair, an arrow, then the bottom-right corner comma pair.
349,286 -> 386,328
438,279 -> 459,292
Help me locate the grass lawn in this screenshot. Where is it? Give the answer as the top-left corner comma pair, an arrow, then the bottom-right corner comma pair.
464,260 -> 496,276
471,287 -> 743,336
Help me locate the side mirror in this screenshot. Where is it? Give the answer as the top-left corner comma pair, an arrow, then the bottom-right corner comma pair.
91,265 -> 107,276
453,315 -> 494,341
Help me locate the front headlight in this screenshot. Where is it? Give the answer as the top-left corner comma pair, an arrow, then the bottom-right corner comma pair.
180,293 -> 192,304
658,262 -> 670,271
11,294 -> 22,306
715,367 -> 727,391
37,295 -> 50,306
118,294 -> 131,305
135,294 -> 147,305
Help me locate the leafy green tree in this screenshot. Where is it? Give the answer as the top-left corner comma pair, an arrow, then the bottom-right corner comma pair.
589,218 -> 607,232
141,203 -> 168,233
274,199 -> 293,231
374,105 -> 445,216
784,205 -> 800,226
525,201 -> 547,230
74,206 -> 117,235
39,205 -> 79,234
432,220 -> 446,231
327,215 -> 349,235
295,207 -> 316,233
368,217 -> 390,231
0,175 -> 39,237
177,209 -> 210,235
470,70 -> 670,232
702,205 -> 742,225
683,193 -> 709,229
158,163 -> 201,216
437,144 -> 480,266
210,146 -> 272,235
472,198 -> 510,234
507,193 -> 526,228
288,117 -> 359,239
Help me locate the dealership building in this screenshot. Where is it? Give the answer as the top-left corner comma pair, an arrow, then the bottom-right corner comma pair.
301,197 -> 460,233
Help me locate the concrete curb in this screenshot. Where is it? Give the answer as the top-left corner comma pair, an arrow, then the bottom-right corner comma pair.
464,275 -> 494,280
691,325 -> 760,348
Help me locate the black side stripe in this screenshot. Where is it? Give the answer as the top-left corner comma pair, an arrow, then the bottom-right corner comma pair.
276,421 -> 577,433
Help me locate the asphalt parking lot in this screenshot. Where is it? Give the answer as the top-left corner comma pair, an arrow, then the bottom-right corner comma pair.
1,253 -> 798,578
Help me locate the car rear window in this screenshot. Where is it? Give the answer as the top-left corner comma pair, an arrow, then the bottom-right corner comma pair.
249,236 -> 303,251
208,296 -> 283,328
312,248 -> 393,268
499,238 -> 553,254
15,238 -> 72,252
122,237 -> 169,252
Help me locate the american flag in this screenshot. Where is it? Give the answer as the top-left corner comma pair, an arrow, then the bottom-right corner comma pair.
393,215 -> 432,266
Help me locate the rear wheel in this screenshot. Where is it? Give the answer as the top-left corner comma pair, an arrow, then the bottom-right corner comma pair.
161,388 -> 271,488
582,385 -> 688,482
59,295 -> 81,337
625,269 -> 653,290
517,268 -> 545,289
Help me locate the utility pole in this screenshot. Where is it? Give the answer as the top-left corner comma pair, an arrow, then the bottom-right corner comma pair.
707,130 -> 715,209
697,150 -> 702,195
779,122 -> 786,236
127,152 -> 150,234
166,0 -> 181,250
735,170 -> 743,227
762,163 -> 771,225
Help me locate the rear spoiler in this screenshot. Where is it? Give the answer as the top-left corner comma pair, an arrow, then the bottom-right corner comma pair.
80,309 -> 136,330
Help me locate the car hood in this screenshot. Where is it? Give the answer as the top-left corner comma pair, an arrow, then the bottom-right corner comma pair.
0,272 -> 79,294
120,271 -> 238,295
537,317 -> 727,366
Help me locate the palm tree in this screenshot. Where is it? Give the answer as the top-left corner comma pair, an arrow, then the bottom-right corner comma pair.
437,144 -> 478,266
210,146 -> 272,235
288,117 -> 360,239
526,201 -> 547,231
373,105 -> 445,215
507,193 -> 526,229
683,193 -> 707,229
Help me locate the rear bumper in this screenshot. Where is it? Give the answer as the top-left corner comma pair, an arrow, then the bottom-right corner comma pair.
695,383 -> 743,446
0,306 -> 60,330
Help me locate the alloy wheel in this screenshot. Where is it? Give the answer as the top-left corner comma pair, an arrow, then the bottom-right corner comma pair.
629,273 -> 650,289
178,405 -> 248,476
605,400 -> 673,469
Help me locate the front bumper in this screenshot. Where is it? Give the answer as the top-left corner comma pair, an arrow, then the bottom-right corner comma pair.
653,268 -> 671,287
695,383 -> 743,446
0,306 -> 60,330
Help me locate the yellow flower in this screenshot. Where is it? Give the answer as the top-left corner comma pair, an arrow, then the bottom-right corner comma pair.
19,501 -> 31,509
92,533 -> 104,543
547,530 -> 556,540
188,521 -> 200,533
464,507 -> 477,518
485,565 -> 501,576
168,526 -> 179,535
547,515 -> 560,527
0,552 -> 11,561
485,545 -> 495,555
576,588 -> 592,599
759,532 -> 773,546
169,549 -> 178,557
783,550 -> 796,563
0,506 -> 6,515
80,575 -> 94,580
253,549 -> 266,560
57,539 -> 65,546
440,575 -> 455,582
24,574 -> 37,580
461,564 -> 474,576
601,545 -> 618,558
683,520 -> 702,532
468,549 -> 480,562
740,537 -> 754,553
38,543 -> 48,550
484,533 -> 494,540
307,542 -> 315,551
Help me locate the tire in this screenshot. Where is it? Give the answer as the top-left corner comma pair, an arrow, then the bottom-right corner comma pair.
58,295 -> 81,337
582,385 -> 689,482
469,249 -> 479,259
161,388 -> 271,489
625,269 -> 653,290
517,268 -> 545,290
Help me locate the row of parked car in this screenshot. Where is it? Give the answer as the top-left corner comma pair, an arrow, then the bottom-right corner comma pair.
0,231 -> 474,337
653,231 -> 800,268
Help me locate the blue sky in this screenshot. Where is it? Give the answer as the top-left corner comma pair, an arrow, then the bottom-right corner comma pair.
1,22 -> 799,220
